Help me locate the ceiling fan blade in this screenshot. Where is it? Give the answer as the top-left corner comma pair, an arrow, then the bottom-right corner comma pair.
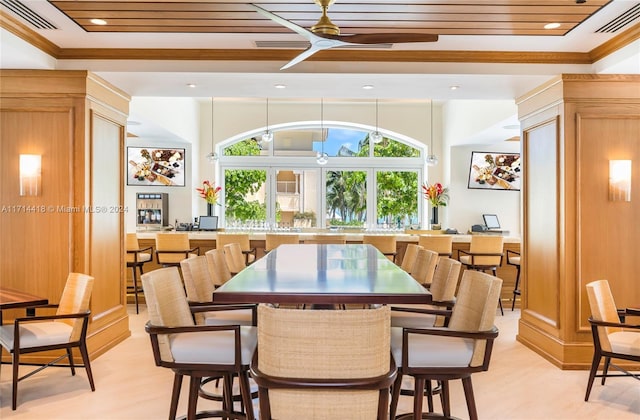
251,4 -> 314,40
280,45 -> 323,70
323,33 -> 439,44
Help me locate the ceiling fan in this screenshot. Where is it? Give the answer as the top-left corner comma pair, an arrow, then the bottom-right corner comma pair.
251,1 -> 438,70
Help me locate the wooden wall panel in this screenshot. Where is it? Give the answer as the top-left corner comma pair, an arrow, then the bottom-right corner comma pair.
522,119 -> 560,329
576,113 -> 640,330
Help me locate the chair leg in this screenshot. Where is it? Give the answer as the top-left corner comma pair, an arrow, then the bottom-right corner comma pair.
440,380 -> 451,418
12,350 -> 20,410
601,356 -> 611,385
257,386 -> 271,420
425,380 -> 434,413
461,376 -> 478,420
188,375 -> 201,420
66,348 -> 76,376
131,266 -> 140,314
511,266 -> 521,311
79,341 -> 96,391
389,371 -> 403,420
238,371 -> 255,420
169,373 -> 183,420
585,351 -> 602,401
413,377 -> 425,420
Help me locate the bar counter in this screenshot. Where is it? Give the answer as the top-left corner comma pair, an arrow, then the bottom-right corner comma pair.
128,230 -> 521,306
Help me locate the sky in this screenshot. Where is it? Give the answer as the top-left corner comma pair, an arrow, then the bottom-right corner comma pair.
312,128 -> 368,156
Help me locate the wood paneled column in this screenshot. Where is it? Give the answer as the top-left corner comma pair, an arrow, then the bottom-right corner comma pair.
516,74 -> 640,369
0,70 -> 131,363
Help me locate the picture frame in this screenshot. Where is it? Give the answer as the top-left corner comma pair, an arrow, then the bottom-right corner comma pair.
467,151 -> 521,191
127,147 -> 186,186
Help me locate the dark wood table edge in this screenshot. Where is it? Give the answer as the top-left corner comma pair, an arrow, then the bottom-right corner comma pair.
212,292 -> 432,305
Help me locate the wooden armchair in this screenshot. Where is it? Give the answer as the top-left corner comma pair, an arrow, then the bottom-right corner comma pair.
216,233 -> 256,265
584,280 -> 640,402
458,235 -> 504,315
410,248 -> 439,287
0,273 -> 95,410
399,244 -> 423,274
418,235 -> 453,257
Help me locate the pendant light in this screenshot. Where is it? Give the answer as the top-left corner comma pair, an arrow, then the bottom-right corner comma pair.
261,97 -> 273,143
426,100 -> 438,166
206,97 -> 218,163
316,98 -> 328,165
370,99 -> 383,144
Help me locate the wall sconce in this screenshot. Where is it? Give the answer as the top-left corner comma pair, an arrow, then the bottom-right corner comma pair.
20,154 -> 42,196
609,160 -> 631,202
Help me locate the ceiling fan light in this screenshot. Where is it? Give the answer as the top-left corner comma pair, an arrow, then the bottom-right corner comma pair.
426,154 -> 439,166
316,151 -> 329,165
261,130 -> 273,143
371,131 -> 383,144
206,151 -> 218,163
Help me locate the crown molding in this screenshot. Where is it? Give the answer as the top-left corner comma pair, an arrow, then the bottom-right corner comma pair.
0,11 -> 59,57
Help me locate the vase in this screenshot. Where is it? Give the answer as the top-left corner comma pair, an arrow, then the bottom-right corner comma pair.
431,206 -> 441,230
206,203 -> 214,216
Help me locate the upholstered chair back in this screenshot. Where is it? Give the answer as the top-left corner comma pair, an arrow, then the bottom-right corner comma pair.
265,233 -> 300,252
448,270 -> 502,367
418,235 -> 453,256
57,273 -> 94,342
586,280 -> 622,352
223,242 -> 246,274
468,235 -> 504,266
257,304 -> 391,418
155,233 -> 193,264
205,248 -> 232,285
180,256 -> 216,324
411,249 -> 439,286
400,244 -> 423,273
142,267 -> 195,362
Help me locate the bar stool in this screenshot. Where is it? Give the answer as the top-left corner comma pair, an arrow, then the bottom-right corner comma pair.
418,235 -> 453,257
125,233 -> 152,314
506,249 -> 521,311
362,235 -> 397,262
216,233 -> 256,265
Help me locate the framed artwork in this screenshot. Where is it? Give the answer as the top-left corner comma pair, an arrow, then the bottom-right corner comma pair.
127,147 -> 186,186
468,151 -> 521,191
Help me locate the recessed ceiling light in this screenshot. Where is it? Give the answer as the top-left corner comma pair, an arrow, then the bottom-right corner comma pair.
362,85 -> 374,90
544,23 -> 561,30
449,85 -> 460,90
274,84 -> 286,89
90,18 -> 107,25
187,83 -> 196,88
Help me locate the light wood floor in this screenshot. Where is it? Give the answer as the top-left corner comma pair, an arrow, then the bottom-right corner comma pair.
1,306 -> 638,419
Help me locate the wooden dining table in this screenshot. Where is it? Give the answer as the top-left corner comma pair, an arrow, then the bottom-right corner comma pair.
0,287 -> 49,325
213,243 -> 431,305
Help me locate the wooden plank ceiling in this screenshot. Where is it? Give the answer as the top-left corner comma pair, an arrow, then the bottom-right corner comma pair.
50,0 -> 611,37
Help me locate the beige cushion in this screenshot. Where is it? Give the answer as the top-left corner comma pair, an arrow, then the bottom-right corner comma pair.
390,308 -> 437,329
127,252 -> 152,264
0,322 -> 72,349
508,255 -> 521,265
390,327 -> 473,368
609,331 -> 640,356
170,326 -> 257,365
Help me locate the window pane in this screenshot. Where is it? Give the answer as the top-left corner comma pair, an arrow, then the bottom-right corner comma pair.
313,128 -> 369,158
326,170 -> 367,228
223,137 -> 262,156
276,169 -> 319,229
377,171 -> 418,228
374,138 -> 420,157
224,168 -> 267,226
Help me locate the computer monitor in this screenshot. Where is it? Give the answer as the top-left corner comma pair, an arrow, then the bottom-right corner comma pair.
482,214 -> 501,230
198,215 -> 218,231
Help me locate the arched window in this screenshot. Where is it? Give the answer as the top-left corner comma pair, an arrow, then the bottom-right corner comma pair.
217,122 -> 427,230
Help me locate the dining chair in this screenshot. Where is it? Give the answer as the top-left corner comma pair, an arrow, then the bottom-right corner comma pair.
0,273 -> 95,410
250,304 -> 396,419
458,235 -> 504,315
389,270 -> 502,420
223,242 -> 247,275
216,233 -> 256,265
400,244 -> 423,274
141,267 -> 256,420
205,248 -> 233,286
264,233 -> 300,253
506,249 -> 521,310
303,234 -> 347,244
181,255 -> 256,326
155,232 -> 199,268
410,248 -> 439,287
362,235 -> 398,262
391,257 -> 462,329
584,280 -> 640,402
418,235 -> 453,257
126,233 -> 153,314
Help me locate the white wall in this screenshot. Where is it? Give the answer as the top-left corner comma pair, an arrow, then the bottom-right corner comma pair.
447,142 -> 521,234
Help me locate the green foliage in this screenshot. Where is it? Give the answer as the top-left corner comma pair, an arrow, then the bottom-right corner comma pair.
224,139 -> 267,222
377,171 -> 418,224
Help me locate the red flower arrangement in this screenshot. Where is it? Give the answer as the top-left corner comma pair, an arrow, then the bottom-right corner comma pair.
196,180 -> 221,205
422,182 -> 449,207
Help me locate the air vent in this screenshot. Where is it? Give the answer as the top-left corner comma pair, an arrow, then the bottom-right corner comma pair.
255,40 -> 393,49
1,0 -> 57,29
595,3 -> 640,33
